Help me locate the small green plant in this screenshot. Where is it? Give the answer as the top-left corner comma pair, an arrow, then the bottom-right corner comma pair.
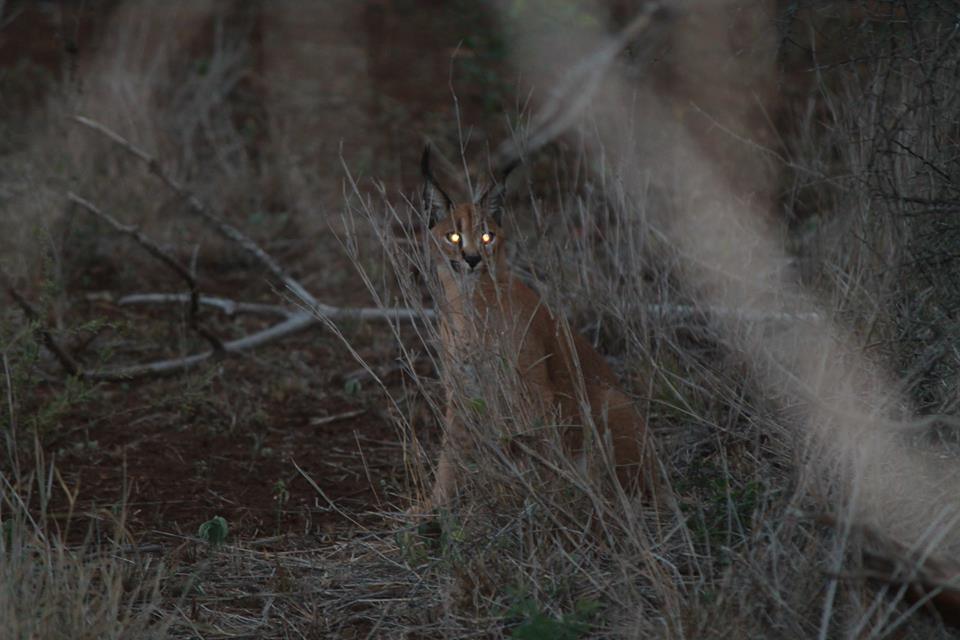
272,479 -> 289,533
397,509 -> 468,567
676,462 -> 767,558
197,515 -> 229,546
507,596 -> 600,640
468,397 -> 487,414
344,378 -> 362,396
396,527 -> 430,566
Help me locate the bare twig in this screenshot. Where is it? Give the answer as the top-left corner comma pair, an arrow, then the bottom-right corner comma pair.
85,311 -> 317,380
0,271 -> 81,377
62,114 -> 440,380
64,193 -> 193,281
309,409 -> 367,427
72,114 -> 319,308
67,192 -> 225,353
292,458 -> 366,530
114,293 -> 292,318
76,305 -> 429,381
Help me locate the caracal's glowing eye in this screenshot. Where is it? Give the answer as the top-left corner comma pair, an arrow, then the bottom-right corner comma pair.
447,232 -> 461,244
481,232 -> 494,244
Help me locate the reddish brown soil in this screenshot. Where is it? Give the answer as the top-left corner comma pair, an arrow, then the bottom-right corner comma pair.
34,290 -> 437,545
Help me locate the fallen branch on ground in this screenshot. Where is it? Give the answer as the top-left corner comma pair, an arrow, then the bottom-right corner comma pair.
73,114 -> 320,309
68,191 -> 226,353
0,116 -> 437,380
113,293 -> 291,318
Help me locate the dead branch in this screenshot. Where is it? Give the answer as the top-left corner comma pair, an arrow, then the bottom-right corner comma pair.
72,114 -> 319,309
309,409 -> 367,427
67,191 -> 225,353
115,293 -> 292,318
9,275 -> 805,383
2,267 -> 316,381
52,116 -> 438,380
83,302 -> 432,380
87,311 -> 317,380
118,294 -> 813,326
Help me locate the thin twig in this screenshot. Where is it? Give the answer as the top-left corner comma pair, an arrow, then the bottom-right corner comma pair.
63,115 -> 440,379
310,409 -> 367,427
67,192 -> 226,353
0,271 -> 81,377
85,311 -> 317,381
2,352 -> 19,478
72,114 -> 319,308
114,293 -> 292,318
292,458 -> 367,530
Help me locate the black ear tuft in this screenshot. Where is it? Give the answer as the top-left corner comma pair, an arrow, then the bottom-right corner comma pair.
421,145 -> 453,228
478,158 -> 520,226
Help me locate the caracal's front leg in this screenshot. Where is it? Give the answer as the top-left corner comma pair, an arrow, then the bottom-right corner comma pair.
422,387 -> 472,511
429,402 -> 461,506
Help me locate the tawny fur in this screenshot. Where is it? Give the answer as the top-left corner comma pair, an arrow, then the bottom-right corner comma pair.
422,151 -> 659,507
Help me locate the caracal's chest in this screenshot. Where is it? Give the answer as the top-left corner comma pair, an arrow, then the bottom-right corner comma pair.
439,276 -> 548,384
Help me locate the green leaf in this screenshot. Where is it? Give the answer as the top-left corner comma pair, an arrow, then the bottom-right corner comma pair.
198,515 -> 229,546
508,596 -> 598,640
469,397 -> 487,414
344,378 -> 362,396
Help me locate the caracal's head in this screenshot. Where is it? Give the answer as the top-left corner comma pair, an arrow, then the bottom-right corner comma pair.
421,146 -> 518,281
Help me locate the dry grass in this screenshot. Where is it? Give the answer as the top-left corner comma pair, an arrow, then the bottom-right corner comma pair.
0,443 -> 169,638
2,0 -> 960,638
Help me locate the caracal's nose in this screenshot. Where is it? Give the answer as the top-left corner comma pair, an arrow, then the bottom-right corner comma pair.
464,254 -> 481,269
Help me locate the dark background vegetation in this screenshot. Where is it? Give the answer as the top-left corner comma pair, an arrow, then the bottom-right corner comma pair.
1,1 -> 959,638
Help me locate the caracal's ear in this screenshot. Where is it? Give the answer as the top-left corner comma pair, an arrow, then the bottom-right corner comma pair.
421,145 -> 453,228
477,158 -> 520,226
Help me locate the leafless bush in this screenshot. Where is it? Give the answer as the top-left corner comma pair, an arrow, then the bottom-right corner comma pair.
791,2 -> 960,416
